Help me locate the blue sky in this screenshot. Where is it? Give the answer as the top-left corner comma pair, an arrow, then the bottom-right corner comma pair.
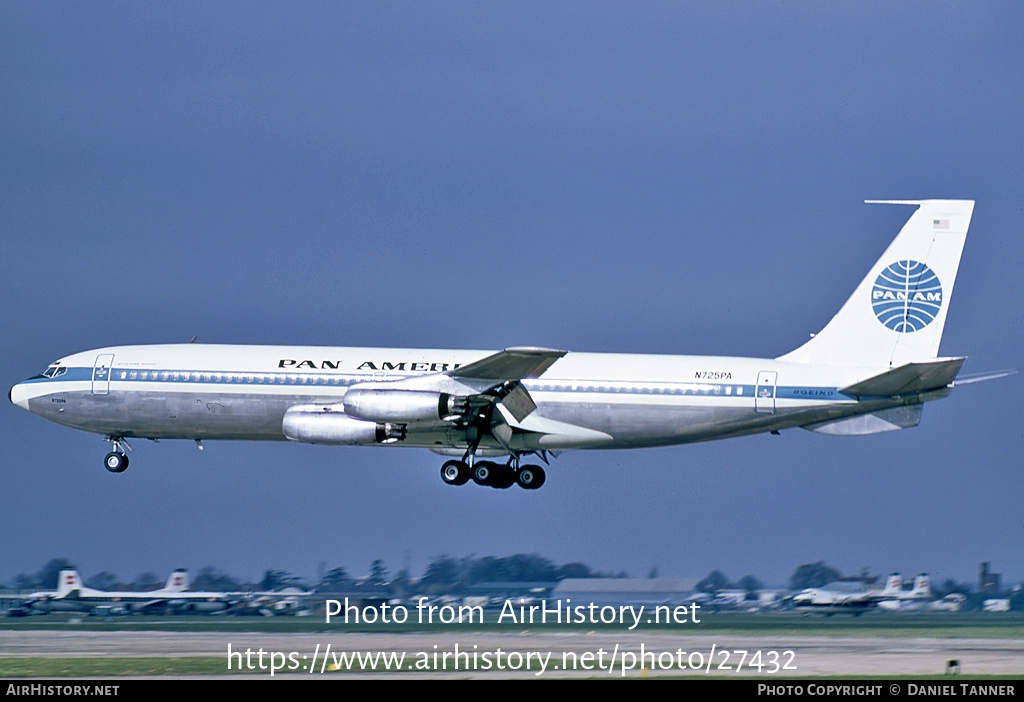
2,2 -> 1022,589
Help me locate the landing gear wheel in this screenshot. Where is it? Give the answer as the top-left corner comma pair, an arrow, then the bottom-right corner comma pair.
472,461 -> 497,486
490,463 -> 515,489
440,460 -> 470,486
104,452 -> 129,473
516,464 -> 546,490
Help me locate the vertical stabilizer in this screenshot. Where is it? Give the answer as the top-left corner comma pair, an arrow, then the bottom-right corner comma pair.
880,573 -> 902,597
779,200 -> 974,367
164,570 -> 189,592
57,570 -> 82,597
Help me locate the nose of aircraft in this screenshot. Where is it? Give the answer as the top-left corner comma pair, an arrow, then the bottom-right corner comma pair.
9,381 -> 31,411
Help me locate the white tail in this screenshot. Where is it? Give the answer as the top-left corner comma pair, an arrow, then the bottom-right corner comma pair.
879,573 -> 902,597
779,200 -> 974,368
164,570 -> 189,592
57,570 -> 82,597
909,574 -> 931,599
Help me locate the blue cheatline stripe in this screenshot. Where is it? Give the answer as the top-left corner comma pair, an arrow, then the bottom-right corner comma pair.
23,367 -> 847,402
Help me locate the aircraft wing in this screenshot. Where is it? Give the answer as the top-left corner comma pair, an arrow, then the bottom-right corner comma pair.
839,357 -> 966,397
443,348 -> 609,448
447,347 -> 566,381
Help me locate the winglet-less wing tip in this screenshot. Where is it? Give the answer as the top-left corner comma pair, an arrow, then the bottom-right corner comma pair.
448,348 -> 567,380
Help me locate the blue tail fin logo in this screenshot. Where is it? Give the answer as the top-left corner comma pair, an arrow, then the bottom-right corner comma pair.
871,260 -> 943,333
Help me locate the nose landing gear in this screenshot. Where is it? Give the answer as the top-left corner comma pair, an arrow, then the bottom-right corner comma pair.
103,437 -> 131,473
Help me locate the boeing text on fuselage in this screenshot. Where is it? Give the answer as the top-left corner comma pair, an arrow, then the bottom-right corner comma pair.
10,200 -> 989,490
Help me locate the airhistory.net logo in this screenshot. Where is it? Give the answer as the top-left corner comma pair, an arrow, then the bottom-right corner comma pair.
871,260 -> 942,333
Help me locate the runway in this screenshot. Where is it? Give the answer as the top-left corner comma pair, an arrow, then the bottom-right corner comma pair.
2,630 -> 1022,678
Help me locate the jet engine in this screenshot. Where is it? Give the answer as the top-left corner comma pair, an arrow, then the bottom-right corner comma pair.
282,404 -> 406,445
341,388 -> 466,423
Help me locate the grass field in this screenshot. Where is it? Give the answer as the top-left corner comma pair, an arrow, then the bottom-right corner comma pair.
0,657 -> 227,677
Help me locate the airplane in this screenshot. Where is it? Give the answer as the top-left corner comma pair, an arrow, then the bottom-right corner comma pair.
9,200 -> 1001,490
791,573 -> 903,615
10,569 -> 184,615
875,573 -> 932,611
22,569 -> 233,615
153,568 -> 239,614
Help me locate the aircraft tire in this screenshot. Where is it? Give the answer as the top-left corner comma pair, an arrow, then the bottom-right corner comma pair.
472,461 -> 496,486
490,464 -> 515,489
516,464 -> 545,490
440,460 -> 469,486
104,452 -> 129,473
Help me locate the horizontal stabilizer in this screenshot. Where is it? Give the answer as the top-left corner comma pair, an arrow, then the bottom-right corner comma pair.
839,357 -> 965,397
448,347 -> 566,380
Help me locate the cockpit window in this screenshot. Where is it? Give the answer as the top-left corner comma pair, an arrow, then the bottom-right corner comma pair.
40,365 -> 67,378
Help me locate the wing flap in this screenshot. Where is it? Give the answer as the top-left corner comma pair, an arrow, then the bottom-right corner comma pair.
498,382 -> 537,422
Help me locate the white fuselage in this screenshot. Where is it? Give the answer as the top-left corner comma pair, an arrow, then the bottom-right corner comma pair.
10,342 -> 911,454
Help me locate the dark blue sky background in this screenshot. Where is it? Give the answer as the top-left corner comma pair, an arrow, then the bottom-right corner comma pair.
2,2 -> 1021,589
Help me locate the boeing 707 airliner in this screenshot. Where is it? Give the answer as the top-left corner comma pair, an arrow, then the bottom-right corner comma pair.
9,200 -> 981,490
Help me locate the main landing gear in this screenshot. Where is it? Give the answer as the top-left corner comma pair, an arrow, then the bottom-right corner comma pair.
440,458 -> 546,490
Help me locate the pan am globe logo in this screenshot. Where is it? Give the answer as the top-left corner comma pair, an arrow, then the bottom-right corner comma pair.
871,260 -> 943,333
